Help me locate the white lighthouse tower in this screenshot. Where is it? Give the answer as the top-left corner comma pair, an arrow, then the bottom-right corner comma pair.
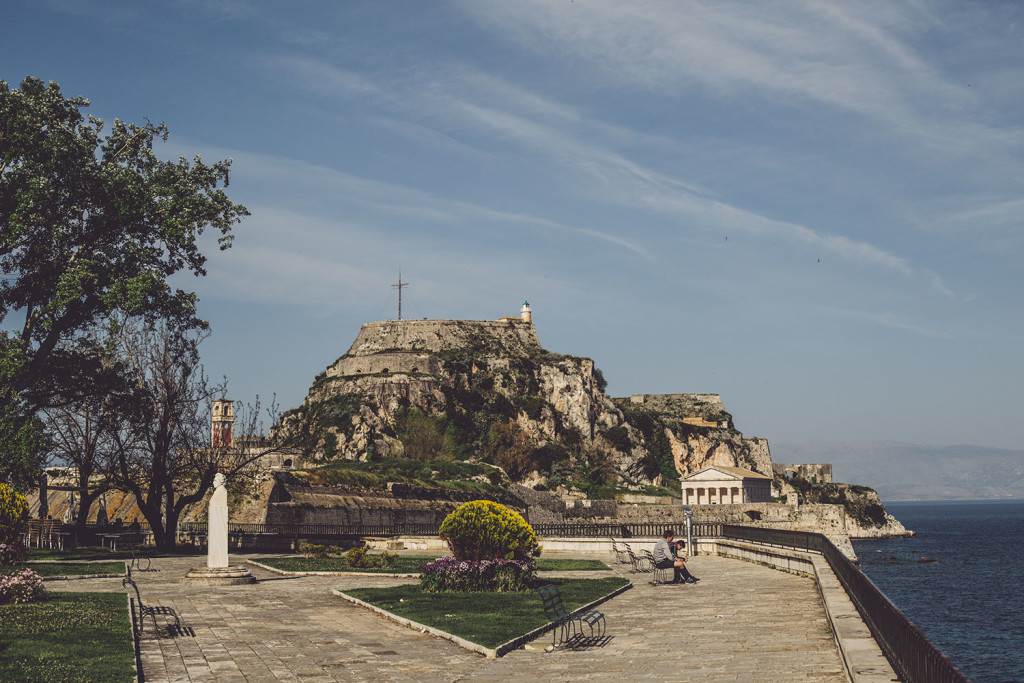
521,301 -> 532,323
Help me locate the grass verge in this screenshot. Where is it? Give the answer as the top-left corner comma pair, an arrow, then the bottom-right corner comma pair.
0,592 -> 135,683
535,558 -> 609,571
27,545 -> 202,562
259,555 -> 430,573
24,562 -> 126,578
258,555 -> 610,573
343,576 -> 628,649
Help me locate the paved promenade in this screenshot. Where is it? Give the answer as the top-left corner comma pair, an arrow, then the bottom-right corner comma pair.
51,553 -> 847,682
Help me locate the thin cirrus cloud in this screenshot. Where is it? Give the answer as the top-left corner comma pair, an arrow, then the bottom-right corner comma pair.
171,142 -> 656,304
228,148 -> 655,259
454,0 -> 1023,156
200,206 -> 577,315
271,55 -> 928,285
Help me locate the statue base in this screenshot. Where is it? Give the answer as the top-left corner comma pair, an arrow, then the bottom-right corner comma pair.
180,565 -> 256,586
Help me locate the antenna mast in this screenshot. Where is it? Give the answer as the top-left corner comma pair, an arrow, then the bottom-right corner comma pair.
392,272 -> 409,321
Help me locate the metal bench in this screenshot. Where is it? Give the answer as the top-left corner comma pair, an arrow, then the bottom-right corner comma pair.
625,547 -> 653,576
608,538 -> 632,565
126,543 -> 154,572
641,549 -> 673,585
535,583 -> 606,650
122,570 -> 184,637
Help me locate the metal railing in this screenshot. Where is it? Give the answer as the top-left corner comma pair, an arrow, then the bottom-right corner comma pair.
176,521 -> 441,537
819,535 -> 969,683
708,524 -> 969,683
531,521 -> 720,539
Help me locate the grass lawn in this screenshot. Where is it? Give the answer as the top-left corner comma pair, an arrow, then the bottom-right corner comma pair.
344,577 -> 629,649
259,555 -> 432,573
259,555 -> 610,573
27,546 -> 136,562
535,558 -> 609,571
27,545 -> 201,562
0,592 -> 135,683
23,562 -> 126,578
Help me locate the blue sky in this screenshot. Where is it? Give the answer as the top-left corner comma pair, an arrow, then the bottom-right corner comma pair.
4,0 -> 1024,456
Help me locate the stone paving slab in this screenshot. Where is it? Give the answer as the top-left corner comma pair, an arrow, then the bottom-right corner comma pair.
51,553 -> 848,682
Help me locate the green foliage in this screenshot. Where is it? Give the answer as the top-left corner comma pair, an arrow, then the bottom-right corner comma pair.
21,562 -> 125,578
532,442 -> 569,473
0,77 -> 247,413
622,407 -> 677,482
577,448 -> 617,499
593,366 -> 608,393
515,395 -> 548,420
301,459 -> 524,507
395,408 -> 454,461
286,394 -> 364,456
439,500 -> 540,561
299,543 -> 345,559
345,547 -> 397,569
484,420 -> 535,482
0,484 -> 29,545
0,345 -> 45,490
603,425 -> 632,452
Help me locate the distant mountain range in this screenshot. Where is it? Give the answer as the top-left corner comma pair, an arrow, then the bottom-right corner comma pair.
771,441 -> 1024,502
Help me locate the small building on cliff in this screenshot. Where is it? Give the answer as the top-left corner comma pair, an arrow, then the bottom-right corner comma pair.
681,465 -> 773,505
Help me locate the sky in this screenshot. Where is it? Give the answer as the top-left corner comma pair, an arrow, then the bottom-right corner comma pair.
3,0 -> 1024,458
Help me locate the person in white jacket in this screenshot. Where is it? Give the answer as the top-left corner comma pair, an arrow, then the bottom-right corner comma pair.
653,529 -> 700,584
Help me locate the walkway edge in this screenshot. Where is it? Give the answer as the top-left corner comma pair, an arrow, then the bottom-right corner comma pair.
711,539 -> 897,683
247,558 -> 419,578
332,581 -> 633,659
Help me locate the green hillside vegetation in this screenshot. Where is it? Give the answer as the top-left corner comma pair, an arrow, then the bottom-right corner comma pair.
297,459 -> 526,508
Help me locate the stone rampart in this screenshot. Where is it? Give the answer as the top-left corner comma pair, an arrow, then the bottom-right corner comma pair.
344,319 -> 540,357
328,351 -> 441,378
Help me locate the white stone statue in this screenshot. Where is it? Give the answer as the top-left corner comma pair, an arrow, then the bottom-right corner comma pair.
207,472 -> 229,568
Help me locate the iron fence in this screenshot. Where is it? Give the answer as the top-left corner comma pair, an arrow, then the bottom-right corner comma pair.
820,535 -> 969,683
707,524 -> 969,683
176,521 -> 442,537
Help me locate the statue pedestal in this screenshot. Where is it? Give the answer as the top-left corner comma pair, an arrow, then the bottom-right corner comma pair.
180,565 -> 256,586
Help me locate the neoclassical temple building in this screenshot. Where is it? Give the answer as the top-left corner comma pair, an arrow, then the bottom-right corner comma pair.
681,465 -> 773,505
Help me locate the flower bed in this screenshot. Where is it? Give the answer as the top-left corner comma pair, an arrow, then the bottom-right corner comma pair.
0,542 -> 26,567
419,556 -> 536,593
0,567 -> 46,604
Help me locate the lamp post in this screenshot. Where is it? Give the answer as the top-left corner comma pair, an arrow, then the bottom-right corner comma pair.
684,506 -> 694,556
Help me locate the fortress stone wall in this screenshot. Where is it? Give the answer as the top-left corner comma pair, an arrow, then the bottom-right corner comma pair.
327,351 -> 441,378
343,319 -> 541,357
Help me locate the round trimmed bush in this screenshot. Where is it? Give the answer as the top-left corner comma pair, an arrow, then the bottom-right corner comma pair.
439,500 -> 540,561
0,484 -> 28,546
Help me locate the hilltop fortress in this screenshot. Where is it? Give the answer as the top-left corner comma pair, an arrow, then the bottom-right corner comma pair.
23,304 -> 909,548
272,305 -> 910,545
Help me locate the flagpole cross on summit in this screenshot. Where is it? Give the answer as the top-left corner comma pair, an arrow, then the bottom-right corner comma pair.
392,273 -> 409,321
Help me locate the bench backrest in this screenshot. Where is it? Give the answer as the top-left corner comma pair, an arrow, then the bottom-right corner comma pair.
122,574 -> 145,608
535,584 -> 570,622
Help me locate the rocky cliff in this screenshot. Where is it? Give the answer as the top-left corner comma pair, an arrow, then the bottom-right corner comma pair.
275,318 -> 773,493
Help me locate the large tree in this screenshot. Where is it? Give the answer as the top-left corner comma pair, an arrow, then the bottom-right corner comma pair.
106,318 -> 284,550
0,76 -> 248,485
41,337 -> 135,532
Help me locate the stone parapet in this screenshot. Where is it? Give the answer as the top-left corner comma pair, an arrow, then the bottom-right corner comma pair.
344,319 -> 540,357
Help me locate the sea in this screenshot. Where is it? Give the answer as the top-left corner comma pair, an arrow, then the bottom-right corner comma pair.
852,499 -> 1024,683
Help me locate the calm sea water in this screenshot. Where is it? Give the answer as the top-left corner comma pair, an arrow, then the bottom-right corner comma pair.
853,500 -> 1024,683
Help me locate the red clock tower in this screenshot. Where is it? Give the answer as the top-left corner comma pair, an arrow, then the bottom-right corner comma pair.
212,399 -> 234,448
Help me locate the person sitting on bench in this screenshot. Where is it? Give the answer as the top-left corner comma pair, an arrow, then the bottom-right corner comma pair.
653,529 -> 700,584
